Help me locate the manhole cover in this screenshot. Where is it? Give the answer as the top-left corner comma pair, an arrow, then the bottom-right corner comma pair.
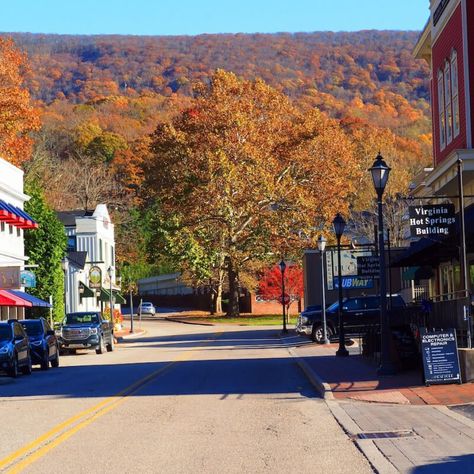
356,430 -> 415,440
449,404 -> 474,421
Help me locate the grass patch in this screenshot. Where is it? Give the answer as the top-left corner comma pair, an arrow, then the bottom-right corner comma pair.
205,315 -> 294,326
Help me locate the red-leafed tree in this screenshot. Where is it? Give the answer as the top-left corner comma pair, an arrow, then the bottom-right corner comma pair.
258,264 -> 304,316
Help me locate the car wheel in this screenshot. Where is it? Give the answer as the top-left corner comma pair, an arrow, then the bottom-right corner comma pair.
51,348 -> 60,368
311,324 -> 332,343
96,336 -> 105,354
106,335 -> 114,352
41,351 -> 50,370
7,356 -> 18,378
21,355 -> 32,376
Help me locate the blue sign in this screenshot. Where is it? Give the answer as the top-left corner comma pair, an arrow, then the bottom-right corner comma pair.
333,276 -> 374,289
421,329 -> 461,385
20,270 -> 36,288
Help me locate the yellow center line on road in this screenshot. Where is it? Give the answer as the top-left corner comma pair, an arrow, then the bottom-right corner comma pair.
1,332 -> 222,473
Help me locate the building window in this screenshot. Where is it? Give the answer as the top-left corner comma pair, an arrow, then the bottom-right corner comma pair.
9,225 -> 13,235
67,235 -> 76,251
1,222 -> 4,232
17,227 -> 21,237
444,61 -> 453,144
111,246 -> 115,267
451,50 -> 460,138
99,238 -> 103,262
438,70 -> 446,150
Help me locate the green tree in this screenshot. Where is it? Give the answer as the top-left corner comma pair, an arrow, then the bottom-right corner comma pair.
24,182 -> 67,321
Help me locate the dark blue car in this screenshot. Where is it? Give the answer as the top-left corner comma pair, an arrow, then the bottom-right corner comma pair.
20,318 -> 60,370
0,321 -> 32,377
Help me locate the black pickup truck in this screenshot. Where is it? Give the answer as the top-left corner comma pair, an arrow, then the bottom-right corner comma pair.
58,312 -> 114,354
296,295 -> 406,343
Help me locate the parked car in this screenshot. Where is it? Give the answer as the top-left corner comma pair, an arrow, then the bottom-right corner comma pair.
138,302 -> 156,316
58,312 -> 114,354
296,295 -> 407,343
0,320 -> 32,377
20,318 -> 59,370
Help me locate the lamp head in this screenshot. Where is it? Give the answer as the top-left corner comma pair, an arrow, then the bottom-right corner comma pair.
369,152 -> 391,196
332,213 -> 346,239
278,260 -> 286,273
317,235 -> 327,252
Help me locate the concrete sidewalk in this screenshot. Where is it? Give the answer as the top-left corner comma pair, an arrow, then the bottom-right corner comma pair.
288,335 -> 474,472
291,339 -> 474,406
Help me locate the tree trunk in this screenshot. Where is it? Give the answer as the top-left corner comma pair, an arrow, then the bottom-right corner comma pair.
226,258 -> 240,318
215,282 -> 223,314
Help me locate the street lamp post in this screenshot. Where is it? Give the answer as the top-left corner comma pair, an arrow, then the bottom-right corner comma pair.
61,258 -> 69,316
369,153 -> 396,375
333,213 -> 349,357
278,260 -> 288,334
317,235 -> 330,344
107,266 -> 115,334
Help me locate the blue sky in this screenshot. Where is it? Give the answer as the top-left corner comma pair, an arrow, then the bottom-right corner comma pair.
0,0 -> 429,36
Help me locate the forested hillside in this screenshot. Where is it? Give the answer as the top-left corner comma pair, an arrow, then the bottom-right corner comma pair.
8,31 -> 429,124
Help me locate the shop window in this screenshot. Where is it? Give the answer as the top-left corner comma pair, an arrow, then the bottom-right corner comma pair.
16,227 -> 20,237
451,50 -> 460,137
444,61 -> 453,144
438,70 -> 446,150
1,222 -> 4,232
9,225 -> 13,235
67,235 -> 76,252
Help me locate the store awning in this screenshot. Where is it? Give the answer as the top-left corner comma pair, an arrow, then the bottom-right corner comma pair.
0,290 -> 33,307
0,292 -> 16,306
7,290 -> 52,308
79,281 -> 95,298
99,288 -> 125,304
0,200 -> 38,229
114,291 -> 126,304
401,266 -> 434,281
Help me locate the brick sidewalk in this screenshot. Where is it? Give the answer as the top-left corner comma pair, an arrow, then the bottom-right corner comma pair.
293,341 -> 474,406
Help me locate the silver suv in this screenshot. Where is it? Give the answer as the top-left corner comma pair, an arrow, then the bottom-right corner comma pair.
139,302 -> 156,316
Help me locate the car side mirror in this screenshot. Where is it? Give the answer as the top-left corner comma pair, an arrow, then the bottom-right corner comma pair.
46,330 -> 55,336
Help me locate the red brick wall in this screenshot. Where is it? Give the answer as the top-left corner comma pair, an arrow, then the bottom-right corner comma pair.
468,0 -> 474,146
250,294 -> 303,315
432,3 -> 467,165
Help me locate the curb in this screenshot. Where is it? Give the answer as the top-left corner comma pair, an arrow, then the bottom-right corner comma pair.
286,344 -> 398,474
287,346 -> 334,400
116,329 -> 147,342
165,317 -> 215,326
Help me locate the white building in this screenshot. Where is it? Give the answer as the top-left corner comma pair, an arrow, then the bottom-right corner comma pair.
57,204 -> 124,315
0,157 -> 45,320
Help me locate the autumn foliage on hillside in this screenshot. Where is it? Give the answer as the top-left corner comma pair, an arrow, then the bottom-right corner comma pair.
0,38 -> 40,166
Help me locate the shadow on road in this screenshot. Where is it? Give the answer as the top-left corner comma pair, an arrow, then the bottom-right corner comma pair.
0,328 -> 319,401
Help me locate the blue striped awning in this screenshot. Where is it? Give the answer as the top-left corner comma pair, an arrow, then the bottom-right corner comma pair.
7,290 -> 52,308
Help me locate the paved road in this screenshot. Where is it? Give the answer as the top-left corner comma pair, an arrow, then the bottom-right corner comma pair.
0,320 -> 371,474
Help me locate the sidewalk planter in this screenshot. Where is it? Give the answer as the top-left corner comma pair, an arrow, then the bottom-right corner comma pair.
458,348 -> 474,383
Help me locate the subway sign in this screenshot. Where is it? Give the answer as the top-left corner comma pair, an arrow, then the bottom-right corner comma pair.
409,204 -> 456,237
333,276 -> 374,290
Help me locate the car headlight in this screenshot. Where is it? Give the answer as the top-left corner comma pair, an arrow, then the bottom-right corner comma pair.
0,346 -> 9,353
300,316 -> 308,324
89,328 -> 98,335
32,341 -> 43,346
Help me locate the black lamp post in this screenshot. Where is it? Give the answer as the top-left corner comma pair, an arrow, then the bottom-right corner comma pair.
333,214 -> 349,357
369,153 -> 396,375
317,235 -> 330,344
278,259 -> 288,334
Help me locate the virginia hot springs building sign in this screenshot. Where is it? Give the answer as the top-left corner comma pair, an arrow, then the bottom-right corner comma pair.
409,204 -> 456,237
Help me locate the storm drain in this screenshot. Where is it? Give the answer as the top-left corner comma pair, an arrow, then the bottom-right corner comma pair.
355,430 -> 415,440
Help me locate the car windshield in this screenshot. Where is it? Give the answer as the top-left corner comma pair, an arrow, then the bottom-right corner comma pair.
65,313 -> 99,324
0,325 -> 11,341
20,321 -> 43,336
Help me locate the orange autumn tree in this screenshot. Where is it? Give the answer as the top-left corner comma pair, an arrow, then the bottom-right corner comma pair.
0,38 -> 40,166
146,70 -> 360,317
